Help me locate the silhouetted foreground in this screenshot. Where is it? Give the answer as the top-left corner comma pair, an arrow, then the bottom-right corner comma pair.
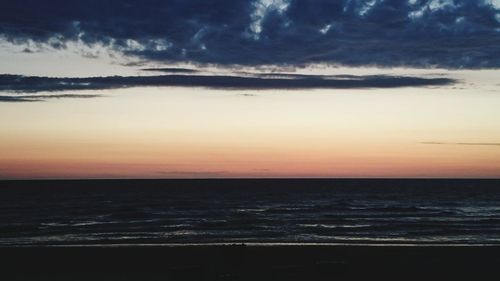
2,245 -> 499,280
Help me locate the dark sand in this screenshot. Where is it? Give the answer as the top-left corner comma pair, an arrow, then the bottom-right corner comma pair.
2,245 -> 500,280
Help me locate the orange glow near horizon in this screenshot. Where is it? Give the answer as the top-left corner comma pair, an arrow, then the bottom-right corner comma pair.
1,71 -> 500,179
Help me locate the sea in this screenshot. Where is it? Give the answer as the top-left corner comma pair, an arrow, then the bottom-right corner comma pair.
1,179 -> 500,246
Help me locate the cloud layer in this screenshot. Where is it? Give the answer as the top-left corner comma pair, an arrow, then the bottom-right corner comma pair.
0,0 -> 499,68
0,73 -> 455,101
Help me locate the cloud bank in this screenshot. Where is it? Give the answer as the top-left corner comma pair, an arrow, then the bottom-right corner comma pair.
0,0 -> 498,68
0,73 -> 455,101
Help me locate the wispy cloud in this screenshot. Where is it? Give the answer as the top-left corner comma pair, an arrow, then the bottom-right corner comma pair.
142,68 -> 200,74
0,96 -> 34,102
156,170 -> 229,178
421,141 -> 500,147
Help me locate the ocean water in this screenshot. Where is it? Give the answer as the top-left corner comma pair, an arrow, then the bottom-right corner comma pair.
1,179 -> 500,246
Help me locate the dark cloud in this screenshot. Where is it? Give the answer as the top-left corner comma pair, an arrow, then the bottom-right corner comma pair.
142,68 -> 200,74
421,141 -> 500,146
0,0 -> 498,68
0,96 -> 33,102
0,74 -> 455,98
0,93 -> 101,102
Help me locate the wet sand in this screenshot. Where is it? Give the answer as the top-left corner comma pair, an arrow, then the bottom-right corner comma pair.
2,245 -> 500,280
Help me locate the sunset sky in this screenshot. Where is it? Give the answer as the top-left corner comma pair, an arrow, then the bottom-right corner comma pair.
1,0 -> 499,179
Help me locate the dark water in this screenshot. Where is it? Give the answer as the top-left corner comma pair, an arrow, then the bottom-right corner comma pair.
1,179 -> 500,246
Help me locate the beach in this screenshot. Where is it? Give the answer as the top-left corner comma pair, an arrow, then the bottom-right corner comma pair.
3,245 -> 500,280
2,179 -> 500,279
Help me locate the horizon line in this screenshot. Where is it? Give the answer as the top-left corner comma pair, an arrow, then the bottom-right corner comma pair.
1,177 -> 500,182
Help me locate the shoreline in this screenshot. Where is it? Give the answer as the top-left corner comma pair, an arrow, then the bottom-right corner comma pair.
4,242 -> 500,247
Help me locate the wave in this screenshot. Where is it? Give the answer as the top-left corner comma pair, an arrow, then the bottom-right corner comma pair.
2,181 -> 500,245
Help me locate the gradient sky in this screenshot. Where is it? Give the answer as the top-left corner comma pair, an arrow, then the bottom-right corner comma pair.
0,0 -> 499,179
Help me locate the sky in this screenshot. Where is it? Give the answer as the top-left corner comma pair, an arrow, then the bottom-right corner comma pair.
0,0 -> 499,179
